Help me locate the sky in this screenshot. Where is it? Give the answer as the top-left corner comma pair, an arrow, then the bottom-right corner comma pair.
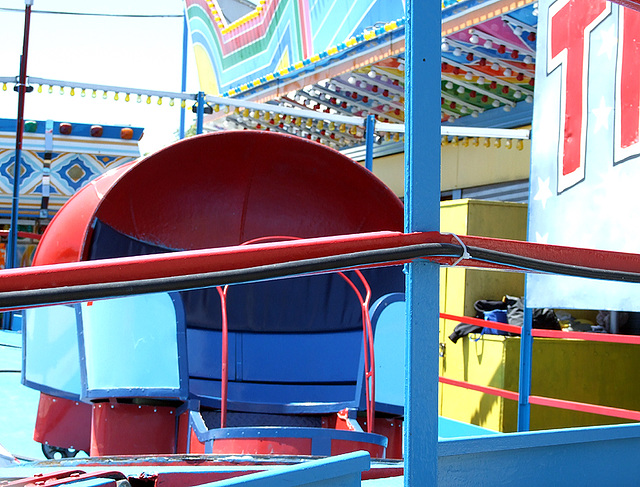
0,0 -> 201,155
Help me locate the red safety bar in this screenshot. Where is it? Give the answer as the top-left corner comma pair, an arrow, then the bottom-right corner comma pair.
215,236 -> 376,433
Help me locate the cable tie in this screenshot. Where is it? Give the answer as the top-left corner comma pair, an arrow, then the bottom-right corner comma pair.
443,232 -> 471,267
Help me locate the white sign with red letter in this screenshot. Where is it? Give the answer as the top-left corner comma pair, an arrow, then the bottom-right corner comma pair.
527,0 -> 640,311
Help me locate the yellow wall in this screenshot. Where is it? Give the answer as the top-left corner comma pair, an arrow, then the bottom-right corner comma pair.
370,138 -> 531,198
527,339 -> 640,431
440,200 -> 527,316
438,199 -> 527,431
371,152 -> 404,197
437,199 -> 640,433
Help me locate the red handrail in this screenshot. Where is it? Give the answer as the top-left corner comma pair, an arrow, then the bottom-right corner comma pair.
216,286 -> 229,429
438,376 -> 519,401
440,376 -> 640,423
531,328 -> 640,345
440,313 -> 640,424
439,312 -> 521,335
440,312 -> 640,345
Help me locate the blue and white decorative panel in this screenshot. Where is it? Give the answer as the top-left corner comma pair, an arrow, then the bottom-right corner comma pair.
0,118 -> 142,219
527,0 -> 640,311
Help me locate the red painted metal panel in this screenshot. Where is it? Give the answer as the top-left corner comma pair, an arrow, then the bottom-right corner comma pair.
154,471 -> 254,487
210,437 -> 313,455
364,418 -> 403,460
90,403 -> 176,456
188,429 -> 206,455
330,439 -> 385,458
33,394 -> 92,453
176,411 -> 190,454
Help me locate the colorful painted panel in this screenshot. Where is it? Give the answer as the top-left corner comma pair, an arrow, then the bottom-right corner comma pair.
0,119 -> 141,220
527,0 -> 640,311
185,0 -> 405,95
440,6 -> 538,122
200,1 -> 540,151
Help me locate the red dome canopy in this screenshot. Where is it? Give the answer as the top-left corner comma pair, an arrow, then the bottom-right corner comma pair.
34,131 -> 403,265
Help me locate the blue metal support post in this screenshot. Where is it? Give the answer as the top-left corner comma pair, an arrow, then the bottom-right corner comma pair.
404,0 -> 441,484
179,10 -> 189,140
196,91 -> 205,135
517,295 -> 533,431
364,114 -> 375,172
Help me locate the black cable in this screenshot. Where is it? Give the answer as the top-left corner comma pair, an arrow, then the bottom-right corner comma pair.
0,242 -> 639,310
0,243 -> 459,309
468,246 -> 640,283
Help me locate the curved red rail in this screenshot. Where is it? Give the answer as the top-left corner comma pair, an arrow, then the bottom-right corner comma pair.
215,236 -> 377,433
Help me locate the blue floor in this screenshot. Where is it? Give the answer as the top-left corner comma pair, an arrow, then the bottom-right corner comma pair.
0,330 -> 45,460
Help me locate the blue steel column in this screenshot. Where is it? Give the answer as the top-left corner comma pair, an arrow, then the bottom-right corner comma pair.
196,91 -> 205,135
179,10 -> 189,140
517,297 -> 533,431
364,114 -> 375,172
404,0 -> 441,485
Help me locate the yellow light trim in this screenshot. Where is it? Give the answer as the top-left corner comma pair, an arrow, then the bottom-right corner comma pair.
442,0 -> 535,35
219,0 -> 264,34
